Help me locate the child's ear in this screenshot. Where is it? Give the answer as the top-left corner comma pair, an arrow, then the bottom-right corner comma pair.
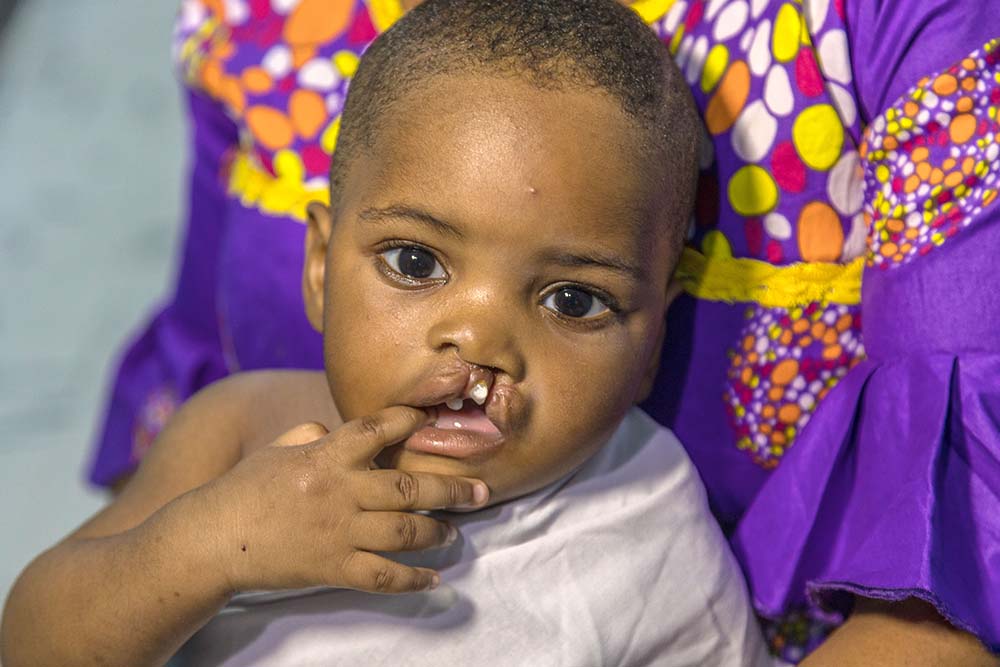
635,280 -> 684,403
302,201 -> 334,333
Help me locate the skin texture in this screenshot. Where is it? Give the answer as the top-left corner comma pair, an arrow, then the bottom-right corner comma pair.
803,599 -> 998,667
303,75 -> 677,507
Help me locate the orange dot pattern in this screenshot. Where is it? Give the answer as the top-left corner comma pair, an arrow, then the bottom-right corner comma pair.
173,0 -> 378,187
862,39 -> 1000,269
724,302 -> 864,468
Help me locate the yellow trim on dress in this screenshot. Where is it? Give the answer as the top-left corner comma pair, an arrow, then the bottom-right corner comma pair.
675,231 -> 863,307
228,151 -> 862,308
228,149 -> 329,221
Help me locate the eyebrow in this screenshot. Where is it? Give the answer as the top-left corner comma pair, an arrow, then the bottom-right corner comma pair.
358,204 -> 645,282
357,205 -> 465,239
544,250 -> 647,283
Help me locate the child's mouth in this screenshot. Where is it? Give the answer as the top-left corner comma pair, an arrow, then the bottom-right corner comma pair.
404,400 -> 504,459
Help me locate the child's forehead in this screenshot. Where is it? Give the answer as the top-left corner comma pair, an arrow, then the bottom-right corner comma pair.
379,73 -> 645,164
365,76 -> 658,209
340,74 -> 674,269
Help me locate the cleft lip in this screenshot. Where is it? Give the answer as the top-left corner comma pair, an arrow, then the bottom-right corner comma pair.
405,363 -> 476,409
401,362 -> 522,437
482,380 -> 522,436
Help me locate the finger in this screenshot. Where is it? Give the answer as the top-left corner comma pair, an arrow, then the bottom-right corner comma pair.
357,470 -> 489,511
270,422 -> 330,448
339,551 -> 439,594
336,406 -> 431,465
350,512 -> 456,553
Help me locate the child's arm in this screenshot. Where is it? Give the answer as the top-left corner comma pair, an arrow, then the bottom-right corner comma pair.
1,374 -> 487,667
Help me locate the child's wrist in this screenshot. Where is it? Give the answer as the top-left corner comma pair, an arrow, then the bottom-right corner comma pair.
144,483 -> 240,603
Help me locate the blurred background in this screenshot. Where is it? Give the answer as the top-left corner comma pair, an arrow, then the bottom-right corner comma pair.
0,0 -> 185,611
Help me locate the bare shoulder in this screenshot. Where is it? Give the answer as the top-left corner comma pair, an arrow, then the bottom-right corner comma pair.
70,370 -> 338,541
231,369 -> 342,456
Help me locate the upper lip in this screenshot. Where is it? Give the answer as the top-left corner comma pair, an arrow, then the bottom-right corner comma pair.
401,361 -> 521,435
403,362 -> 478,408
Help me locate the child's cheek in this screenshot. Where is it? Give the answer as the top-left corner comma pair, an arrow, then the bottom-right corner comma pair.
324,268 -> 405,417
535,332 -> 640,430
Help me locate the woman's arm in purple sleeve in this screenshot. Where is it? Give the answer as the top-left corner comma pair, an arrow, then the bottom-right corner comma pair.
807,1 -> 1000,662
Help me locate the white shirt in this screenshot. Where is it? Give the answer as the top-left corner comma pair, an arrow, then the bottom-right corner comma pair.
178,408 -> 777,666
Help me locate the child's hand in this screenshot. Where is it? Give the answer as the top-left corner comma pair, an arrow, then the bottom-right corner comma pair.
204,406 -> 488,595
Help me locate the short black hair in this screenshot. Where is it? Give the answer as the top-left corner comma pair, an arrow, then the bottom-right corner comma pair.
331,0 -> 699,245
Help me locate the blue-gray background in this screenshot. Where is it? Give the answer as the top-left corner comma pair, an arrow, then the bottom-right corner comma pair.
0,0 -> 185,614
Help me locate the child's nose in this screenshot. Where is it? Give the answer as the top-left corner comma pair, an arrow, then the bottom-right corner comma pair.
425,293 -> 525,380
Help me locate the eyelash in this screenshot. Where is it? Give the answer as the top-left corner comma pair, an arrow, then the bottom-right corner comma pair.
541,284 -> 621,320
372,240 -> 623,322
373,240 -> 448,287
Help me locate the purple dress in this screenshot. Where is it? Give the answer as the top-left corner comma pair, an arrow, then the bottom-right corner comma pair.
89,0 -> 1000,660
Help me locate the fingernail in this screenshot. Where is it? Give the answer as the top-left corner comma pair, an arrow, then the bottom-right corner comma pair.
429,573 -> 441,590
472,483 -> 489,506
445,524 -> 458,545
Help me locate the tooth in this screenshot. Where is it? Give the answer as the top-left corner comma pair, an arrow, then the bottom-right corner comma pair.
445,398 -> 464,411
470,381 -> 489,405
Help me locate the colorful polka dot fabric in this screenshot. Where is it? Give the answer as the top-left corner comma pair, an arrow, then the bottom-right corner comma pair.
863,45 -> 1000,269
89,0 -> 1000,660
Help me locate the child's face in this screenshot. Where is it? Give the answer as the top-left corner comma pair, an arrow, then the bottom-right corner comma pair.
305,74 -> 681,506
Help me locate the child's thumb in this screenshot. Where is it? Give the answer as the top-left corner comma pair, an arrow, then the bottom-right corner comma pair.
271,422 -> 330,448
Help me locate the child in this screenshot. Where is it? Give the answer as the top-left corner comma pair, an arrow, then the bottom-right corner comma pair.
2,1 -> 775,664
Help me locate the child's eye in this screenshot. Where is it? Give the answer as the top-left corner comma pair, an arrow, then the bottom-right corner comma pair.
542,286 -> 610,319
380,246 -> 446,280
